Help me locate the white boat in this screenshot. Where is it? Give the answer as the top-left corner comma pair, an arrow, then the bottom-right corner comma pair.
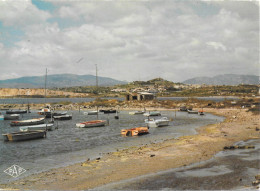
20,124 -> 54,132
145,117 -> 170,128
84,111 -> 98,115
188,109 -> 198,114
0,115 -> 4,120
143,111 -> 161,117
10,117 -> 45,126
129,111 -> 145,115
76,120 -> 106,128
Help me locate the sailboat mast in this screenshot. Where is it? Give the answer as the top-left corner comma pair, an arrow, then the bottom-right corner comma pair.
95,64 -> 98,89
44,68 -> 47,106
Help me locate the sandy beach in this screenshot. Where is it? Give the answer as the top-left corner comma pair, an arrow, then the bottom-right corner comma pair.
0,107 -> 259,190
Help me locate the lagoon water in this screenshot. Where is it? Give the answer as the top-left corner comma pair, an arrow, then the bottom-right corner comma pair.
0,109 -> 224,184
0,96 -> 239,104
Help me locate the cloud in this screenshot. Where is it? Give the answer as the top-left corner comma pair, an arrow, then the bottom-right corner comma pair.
0,0 -> 258,82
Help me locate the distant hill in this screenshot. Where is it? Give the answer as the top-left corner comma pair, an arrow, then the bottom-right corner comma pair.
0,74 -> 127,88
183,74 -> 259,85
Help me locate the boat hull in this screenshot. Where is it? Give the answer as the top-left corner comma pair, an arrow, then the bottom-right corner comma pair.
6,110 -> 27,114
3,131 -> 46,142
76,120 -> 106,128
10,118 -> 45,126
121,127 -> 149,136
4,114 -> 20,120
19,124 -> 53,132
53,115 -> 72,120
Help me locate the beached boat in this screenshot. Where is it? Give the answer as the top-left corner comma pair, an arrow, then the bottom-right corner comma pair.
187,109 -> 198,114
143,111 -> 161,117
53,115 -> 72,120
84,111 -> 98,115
10,117 -> 45,126
121,127 -> 149,136
4,114 -> 20,120
145,117 -> 170,128
20,124 -> 54,132
2,130 -> 46,141
6,109 -> 27,114
129,111 -> 145,115
76,120 -> 106,128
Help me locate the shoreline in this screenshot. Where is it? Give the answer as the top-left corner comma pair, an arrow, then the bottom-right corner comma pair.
0,108 -> 259,190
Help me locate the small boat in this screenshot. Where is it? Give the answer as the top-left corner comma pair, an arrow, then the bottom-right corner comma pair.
84,111 -> 98,115
121,127 -> 149,136
198,110 -> 205,115
6,109 -> 27,114
2,130 -> 46,141
53,115 -> 72,120
20,124 -> 54,131
145,117 -> 170,128
180,106 -> 188,111
129,111 -> 145,115
100,109 -> 117,114
10,117 -> 45,126
0,115 -> 4,120
45,112 -> 67,118
76,120 -> 106,128
143,111 -> 161,117
187,109 -> 198,114
4,114 -> 20,120
38,108 -> 51,115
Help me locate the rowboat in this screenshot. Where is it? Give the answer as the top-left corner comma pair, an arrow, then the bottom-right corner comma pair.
20,124 -> 54,131
145,117 -> 170,128
187,109 -> 198,114
10,117 -> 45,126
198,110 -> 205,115
6,110 -> 27,114
76,120 -> 106,128
121,127 -> 149,136
129,111 -> 145,115
2,130 -> 46,141
53,115 -> 72,120
4,114 -> 20,120
143,111 -> 161,117
45,112 -> 67,118
84,111 -> 98,115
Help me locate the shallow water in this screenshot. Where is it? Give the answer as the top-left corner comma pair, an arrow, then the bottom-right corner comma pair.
0,110 -> 223,184
96,139 -> 260,190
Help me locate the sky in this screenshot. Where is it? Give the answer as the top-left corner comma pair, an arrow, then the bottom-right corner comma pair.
0,0 -> 259,82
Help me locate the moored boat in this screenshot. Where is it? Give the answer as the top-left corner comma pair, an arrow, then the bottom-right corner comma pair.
0,114 -> 4,120
53,115 -> 72,120
187,109 -> 198,114
6,109 -> 27,114
45,112 -> 67,118
143,111 -> 161,117
180,106 -> 188,111
100,109 -> 117,114
4,114 -> 20,120
20,124 -> 54,132
84,111 -> 98,115
76,120 -> 106,128
145,117 -> 170,128
121,127 -> 149,136
2,130 -> 46,141
10,117 -> 45,126
129,111 -> 145,115
198,110 -> 205,115
38,108 -> 51,115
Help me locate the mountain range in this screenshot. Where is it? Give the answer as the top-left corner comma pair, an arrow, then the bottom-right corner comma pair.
0,74 -> 258,88
0,74 -> 127,88
182,74 -> 259,85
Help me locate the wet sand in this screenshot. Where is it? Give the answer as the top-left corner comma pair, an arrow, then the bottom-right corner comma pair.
0,108 -> 259,190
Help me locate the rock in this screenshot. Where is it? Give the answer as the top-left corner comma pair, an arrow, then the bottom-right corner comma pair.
150,154 -> 155,157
